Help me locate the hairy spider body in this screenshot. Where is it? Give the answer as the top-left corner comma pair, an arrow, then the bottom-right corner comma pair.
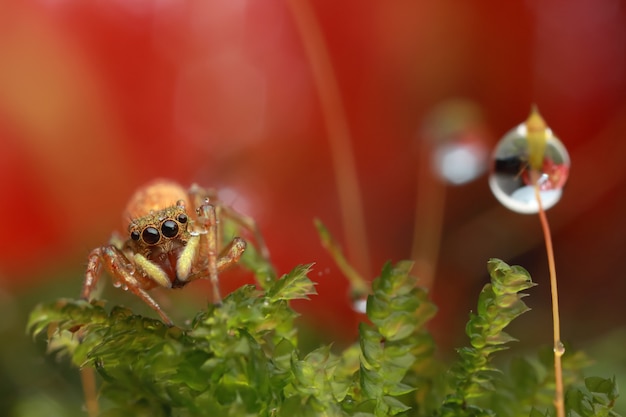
81,180 -> 262,325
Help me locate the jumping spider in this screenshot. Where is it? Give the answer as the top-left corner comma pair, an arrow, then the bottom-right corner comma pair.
81,180 -> 269,325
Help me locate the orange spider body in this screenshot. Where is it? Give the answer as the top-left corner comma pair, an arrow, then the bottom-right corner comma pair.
81,180 -> 256,325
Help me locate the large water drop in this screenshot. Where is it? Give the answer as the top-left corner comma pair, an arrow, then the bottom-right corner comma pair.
489,108 -> 570,214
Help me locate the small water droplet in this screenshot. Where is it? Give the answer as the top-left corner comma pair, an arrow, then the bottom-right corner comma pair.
433,142 -> 488,185
421,99 -> 490,185
113,281 -> 122,288
489,108 -> 570,214
123,264 -> 135,275
352,297 -> 367,314
554,341 -> 566,356
122,285 -> 129,291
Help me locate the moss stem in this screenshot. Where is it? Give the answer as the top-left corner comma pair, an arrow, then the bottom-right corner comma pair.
533,181 -> 565,417
411,138 -> 446,291
80,367 -> 99,417
285,0 -> 371,279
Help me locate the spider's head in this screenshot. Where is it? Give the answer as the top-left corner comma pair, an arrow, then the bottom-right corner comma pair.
127,202 -> 190,247
122,180 -> 192,248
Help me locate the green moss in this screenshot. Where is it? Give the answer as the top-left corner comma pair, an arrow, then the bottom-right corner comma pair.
28,237 -> 621,417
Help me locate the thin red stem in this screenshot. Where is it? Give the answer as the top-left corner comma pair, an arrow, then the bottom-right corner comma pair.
411,139 -> 446,291
534,181 -> 565,417
80,367 -> 99,417
285,0 -> 371,278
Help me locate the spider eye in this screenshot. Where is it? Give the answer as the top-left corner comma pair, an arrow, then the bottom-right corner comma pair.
161,220 -> 179,238
177,213 -> 188,224
130,230 -> 140,241
142,227 -> 160,245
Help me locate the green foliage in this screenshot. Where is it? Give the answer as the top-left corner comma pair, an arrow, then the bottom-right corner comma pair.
357,261 -> 437,416
442,259 -> 536,413
564,376 -> 620,417
28,255 -> 622,417
29,266 -> 317,417
436,260 -> 622,417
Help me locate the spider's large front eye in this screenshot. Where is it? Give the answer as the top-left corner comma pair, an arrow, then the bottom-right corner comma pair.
142,227 -> 160,245
161,220 -> 179,238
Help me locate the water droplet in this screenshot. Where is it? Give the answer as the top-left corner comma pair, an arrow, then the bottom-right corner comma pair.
352,297 -> 367,314
123,264 -> 135,275
433,142 -> 488,185
113,281 -> 122,288
489,108 -> 570,214
421,99 -> 490,185
554,340 -> 566,356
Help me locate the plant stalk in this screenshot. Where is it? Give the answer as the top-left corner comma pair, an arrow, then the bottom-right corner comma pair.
285,0 -> 371,279
80,367 -> 99,417
534,180 -> 565,417
411,138 -> 446,292
315,219 -> 369,300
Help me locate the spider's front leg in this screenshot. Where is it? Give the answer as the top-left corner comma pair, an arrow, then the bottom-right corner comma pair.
81,246 -> 174,325
188,183 -> 271,261
195,200 -> 223,304
193,199 -> 247,304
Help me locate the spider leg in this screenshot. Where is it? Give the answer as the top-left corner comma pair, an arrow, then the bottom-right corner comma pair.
196,200 -> 222,304
81,246 -> 174,326
81,247 -> 105,300
188,183 -> 270,261
81,234 -> 126,299
217,237 -> 247,271
186,237 -> 247,282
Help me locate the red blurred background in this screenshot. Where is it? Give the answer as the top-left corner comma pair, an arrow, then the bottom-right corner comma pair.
1,0 -> 625,351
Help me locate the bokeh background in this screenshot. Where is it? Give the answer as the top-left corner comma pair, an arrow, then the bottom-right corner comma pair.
1,0 -> 625,415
